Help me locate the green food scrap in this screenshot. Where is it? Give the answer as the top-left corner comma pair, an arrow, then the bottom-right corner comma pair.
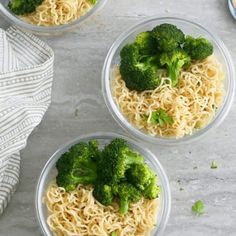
111,232 -> 117,236
89,0 -> 97,4
211,160 -> 218,169
192,200 -> 204,215
150,108 -> 173,126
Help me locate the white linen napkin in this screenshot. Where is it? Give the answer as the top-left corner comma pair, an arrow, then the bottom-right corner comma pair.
0,26 -> 54,214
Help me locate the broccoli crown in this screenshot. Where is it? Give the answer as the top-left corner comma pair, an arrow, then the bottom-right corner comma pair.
134,31 -> 157,55
120,44 -> 161,91
56,172 -> 80,192
113,183 -> 141,214
93,183 -> 113,206
99,138 -> 144,183
152,23 -> 185,52
183,36 -> 213,60
8,0 -> 43,15
143,175 -> 160,199
55,138 -> 160,213
126,164 -> 153,191
56,142 -> 98,191
160,49 -> 191,86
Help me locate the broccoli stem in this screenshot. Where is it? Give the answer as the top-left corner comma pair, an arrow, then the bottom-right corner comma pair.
168,66 -> 178,86
119,198 -> 129,215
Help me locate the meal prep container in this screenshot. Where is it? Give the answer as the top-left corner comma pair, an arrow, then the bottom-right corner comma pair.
0,0 -> 107,34
35,132 -> 171,236
102,16 -> 235,145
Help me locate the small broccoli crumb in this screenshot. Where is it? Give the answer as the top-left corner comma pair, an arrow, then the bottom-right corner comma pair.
89,0 -> 97,5
192,200 -> 204,215
211,160 -> 218,169
111,232 -> 117,236
74,108 -> 80,117
179,187 -> 184,191
193,166 -> 198,170
150,108 -> 173,127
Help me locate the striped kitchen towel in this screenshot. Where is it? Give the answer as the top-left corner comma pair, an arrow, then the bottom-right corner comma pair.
0,26 -> 54,214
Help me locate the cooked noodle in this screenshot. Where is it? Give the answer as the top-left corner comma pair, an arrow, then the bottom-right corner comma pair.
20,0 -> 94,26
112,55 -> 225,138
44,182 -> 159,236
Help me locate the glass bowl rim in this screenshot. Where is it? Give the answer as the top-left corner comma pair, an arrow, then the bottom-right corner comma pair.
35,132 -> 171,236
101,16 -> 235,145
0,0 -> 108,33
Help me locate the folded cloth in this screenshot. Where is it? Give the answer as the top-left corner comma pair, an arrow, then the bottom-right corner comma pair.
0,26 -> 54,214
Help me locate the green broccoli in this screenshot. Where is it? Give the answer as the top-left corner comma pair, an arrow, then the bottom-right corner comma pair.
93,183 -> 113,206
160,49 -> 191,86
8,0 -> 43,15
152,23 -> 185,52
134,31 -> 157,55
87,140 -> 102,162
183,36 -> 213,60
99,138 -> 144,183
120,43 -> 161,91
56,156 -> 97,191
126,164 -> 153,191
143,175 -> 160,199
150,108 -> 173,127
113,183 -> 142,214
89,0 -> 97,5
56,142 -> 98,191
56,141 -> 98,171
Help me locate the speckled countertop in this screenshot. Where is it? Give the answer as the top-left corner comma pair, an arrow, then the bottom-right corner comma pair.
0,0 -> 236,235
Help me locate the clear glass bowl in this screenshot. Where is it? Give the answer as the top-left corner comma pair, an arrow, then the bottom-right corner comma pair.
102,17 -> 235,145
35,132 -> 171,236
0,0 -> 107,34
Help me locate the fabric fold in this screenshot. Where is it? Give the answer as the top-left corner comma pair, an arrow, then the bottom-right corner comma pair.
0,26 -> 54,214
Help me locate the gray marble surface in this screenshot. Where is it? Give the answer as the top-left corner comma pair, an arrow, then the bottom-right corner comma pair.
0,0 -> 236,235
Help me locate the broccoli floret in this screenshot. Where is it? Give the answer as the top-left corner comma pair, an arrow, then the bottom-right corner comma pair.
56,142 -> 98,191
99,138 -> 144,183
8,0 -> 43,15
113,183 -> 141,214
160,49 -> 191,86
183,36 -> 213,60
126,164 -> 153,191
56,155 -> 97,191
134,31 -> 157,55
88,140 -> 102,162
152,23 -> 185,52
93,183 -> 113,206
56,142 -> 93,171
120,44 -> 161,91
143,175 -> 160,199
